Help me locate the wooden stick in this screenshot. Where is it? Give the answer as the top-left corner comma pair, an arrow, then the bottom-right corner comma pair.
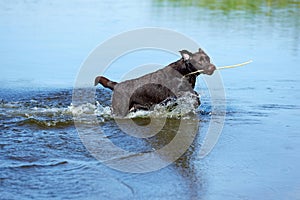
216,60 -> 253,70
184,60 -> 253,77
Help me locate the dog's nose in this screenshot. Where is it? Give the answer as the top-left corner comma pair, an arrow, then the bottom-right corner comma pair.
206,64 -> 216,75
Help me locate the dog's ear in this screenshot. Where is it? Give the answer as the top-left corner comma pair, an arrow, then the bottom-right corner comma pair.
180,50 -> 192,61
198,48 -> 204,53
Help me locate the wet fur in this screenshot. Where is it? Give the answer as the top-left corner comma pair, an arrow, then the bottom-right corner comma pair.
95,49 -> 215,116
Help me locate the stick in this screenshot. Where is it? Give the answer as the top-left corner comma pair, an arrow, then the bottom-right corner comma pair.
216,60 -> 253,70
184,60 -> 253,77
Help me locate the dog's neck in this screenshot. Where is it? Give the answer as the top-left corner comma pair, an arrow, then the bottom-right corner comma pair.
170,58 -> 199,76
169,58 -> 198,88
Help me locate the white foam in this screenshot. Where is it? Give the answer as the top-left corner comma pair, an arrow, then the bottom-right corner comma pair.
124,92 -> 200,119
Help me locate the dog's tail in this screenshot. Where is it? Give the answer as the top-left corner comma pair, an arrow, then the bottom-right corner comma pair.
94,76 -> 117,90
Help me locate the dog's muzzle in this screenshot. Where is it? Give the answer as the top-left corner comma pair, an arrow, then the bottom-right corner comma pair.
205,64 -> 216,75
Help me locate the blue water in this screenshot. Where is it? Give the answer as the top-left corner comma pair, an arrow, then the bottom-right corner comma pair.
1,1 -> 300,199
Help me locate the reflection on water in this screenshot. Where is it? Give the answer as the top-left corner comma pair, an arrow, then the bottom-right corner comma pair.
154,0 -> 300,11
152,0 -> 300,55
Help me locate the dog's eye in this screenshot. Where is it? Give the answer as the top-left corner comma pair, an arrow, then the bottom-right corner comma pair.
205,56 -> 210,62
199,56 -> 210,63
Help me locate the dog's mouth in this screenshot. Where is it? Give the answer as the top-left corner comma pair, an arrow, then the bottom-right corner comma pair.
204,64 -> 216,75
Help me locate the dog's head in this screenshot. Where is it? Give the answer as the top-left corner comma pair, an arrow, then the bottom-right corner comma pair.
180,49 -> 216,75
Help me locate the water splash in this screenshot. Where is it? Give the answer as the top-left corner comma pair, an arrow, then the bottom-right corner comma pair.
126,92 -> 200,119
1,90 -> 204,128
69,101 -> 112,124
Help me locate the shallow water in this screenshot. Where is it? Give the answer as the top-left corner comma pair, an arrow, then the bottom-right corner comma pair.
1,0 -> 300,199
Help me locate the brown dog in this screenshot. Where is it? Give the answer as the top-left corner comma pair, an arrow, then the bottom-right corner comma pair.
95,49 -> 216,116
